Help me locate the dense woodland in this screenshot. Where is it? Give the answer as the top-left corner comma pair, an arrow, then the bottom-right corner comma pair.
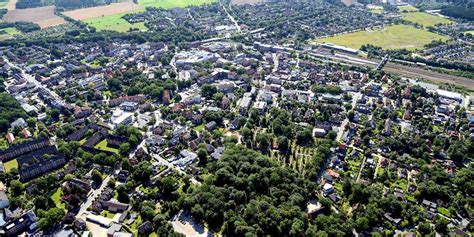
0,92 -> 28,133
181,145 -> 312,236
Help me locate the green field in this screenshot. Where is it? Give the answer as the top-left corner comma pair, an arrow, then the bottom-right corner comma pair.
401,12 -> 453,27
369,9 -> 383,14
3,159 -> 18,172
94,139 -> 119,154
138,0 -> 215,8
0,27 -> 20,41
51,187 -> 66,209
84,13 -> 147,32
464,30 -> 474,36
398,5 -> 418,12
314,25 -> 449,50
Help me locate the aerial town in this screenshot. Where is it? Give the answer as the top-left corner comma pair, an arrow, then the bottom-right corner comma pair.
0,0 -> 472,236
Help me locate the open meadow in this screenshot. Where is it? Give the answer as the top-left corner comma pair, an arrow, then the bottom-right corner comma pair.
0,27 -> 19,40
84,13 -> 146,32
63,2 -> 145,32
138,0 -> 215,8
401,12 -> 453,27
313,24 -> 449,50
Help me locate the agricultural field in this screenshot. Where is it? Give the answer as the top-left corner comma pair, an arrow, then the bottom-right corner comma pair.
2,5 -> 65,28
0,27 -> 19,40
401,12 -> 453,27
63,2 -> 143,21
138,0 -> 215,8
313,24 -> 449,50
398,5 -> 418,12
84,13 -> 146,32
63,2 -> 145,32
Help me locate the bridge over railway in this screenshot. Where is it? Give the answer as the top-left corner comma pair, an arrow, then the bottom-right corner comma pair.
376,54 -> 389,70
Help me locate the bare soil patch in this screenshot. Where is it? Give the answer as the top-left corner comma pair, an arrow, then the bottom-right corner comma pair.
6,0 -> 17,10
63,2 -> 143,21
2,5 -> 66,28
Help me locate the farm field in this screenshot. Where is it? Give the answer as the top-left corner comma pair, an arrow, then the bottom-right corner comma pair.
63,2 -> 143,21
84,13 -> 146,32
313,24 -> 449,50
0,27 -> 19,40
2,5 -> 66,28
138,0 -> 215,8
401,12 -> 453,27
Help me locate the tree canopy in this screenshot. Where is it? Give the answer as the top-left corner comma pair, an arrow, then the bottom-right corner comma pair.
181,145 -> 310,236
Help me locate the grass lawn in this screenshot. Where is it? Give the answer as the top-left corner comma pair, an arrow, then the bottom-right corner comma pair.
0,27 -> 20,41
401,12 -> 453,27
398,5 -> 418,12
406,195 -> 416,202
3,159 -> 18,173
394,179 -> 408,190
314,25 -> 449,50
128,214 -> 142,236
138,0 -> 215,8
0,1 -> 7,8
437,207 -> 452,217
78,137 -> 88,145
101,210 -> 116,219
369,9 -> 383,14
85,13 -> 147,32
51,187 -> 66,209
195,124 -> 205,132
94,140 -> 119,154
464,30 -> 474,36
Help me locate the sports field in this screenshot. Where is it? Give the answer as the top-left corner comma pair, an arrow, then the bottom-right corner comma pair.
138,0 -> 215,8
84,13 -> 146,32
401,12 -> 453,27
314,25 -> 449,50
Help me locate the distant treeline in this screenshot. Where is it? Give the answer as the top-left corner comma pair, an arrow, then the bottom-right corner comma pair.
0,22 -> 41,32
440,6 -> 474,20
16,0 -> 119,10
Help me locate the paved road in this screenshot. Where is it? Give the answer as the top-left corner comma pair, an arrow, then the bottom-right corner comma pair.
221,3 -> 241,32
152,153 -> 201,185
336,92 -> 360,143
76,175 -> 112,218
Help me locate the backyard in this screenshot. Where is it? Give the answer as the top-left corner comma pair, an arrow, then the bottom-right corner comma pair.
94,140 -> 120,154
